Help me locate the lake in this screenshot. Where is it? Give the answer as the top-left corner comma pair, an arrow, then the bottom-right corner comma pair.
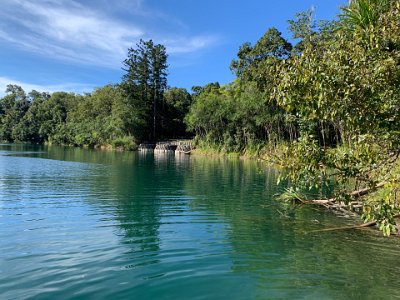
1,144 -> 400,299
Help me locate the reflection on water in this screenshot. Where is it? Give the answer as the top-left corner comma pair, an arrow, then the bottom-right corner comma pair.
1,144 -> 400,299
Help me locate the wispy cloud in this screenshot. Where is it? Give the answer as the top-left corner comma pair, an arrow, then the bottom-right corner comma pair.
0,76 -> 95,96
0,0 -> 142,67
165,36 -> 220,54
0,0 -> 219,68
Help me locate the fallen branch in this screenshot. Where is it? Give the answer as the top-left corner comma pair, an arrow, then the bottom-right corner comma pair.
308,220 -> 377,233
309,214 -> 400,234
305,182 -> 386,207
351,182 -> 385,197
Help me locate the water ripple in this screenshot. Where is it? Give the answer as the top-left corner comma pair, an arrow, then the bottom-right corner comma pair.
2,146 -> 400,299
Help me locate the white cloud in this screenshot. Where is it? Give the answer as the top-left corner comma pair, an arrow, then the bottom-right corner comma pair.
0,0 -> 142,67
166,36 -> 220,54
0,76 -> 95,97
0,0 -> 219,68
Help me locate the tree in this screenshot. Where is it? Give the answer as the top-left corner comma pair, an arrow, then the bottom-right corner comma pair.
0,85 -> 30,141
340,0 -> 391,31
163,87 -> 192,138
272,0 -> 400,235
230,27 -> 292,85
122,39 -> 168,141
12,90 -> 50,142
43,92 -> 76,144
150,42 -> 168,139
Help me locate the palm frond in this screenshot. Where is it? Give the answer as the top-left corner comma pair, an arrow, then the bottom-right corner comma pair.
339,0 -> 391,30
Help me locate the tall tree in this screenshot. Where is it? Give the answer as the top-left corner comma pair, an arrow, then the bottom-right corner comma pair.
230,27 -> 292,83
122,39 -> 168,141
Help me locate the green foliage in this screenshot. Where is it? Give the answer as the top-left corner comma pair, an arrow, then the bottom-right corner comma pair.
122,39 -> 168,141
186,81 -> 292,153
0,84 -> 139,149
288,10 -> 315,43
0,39 -> 193,149
272,1 -> 400,235
162,87 -> 192,138
11,90 -> 50,142
187,1 -> 400,235
287,10 -> 336,54
0,85 -> 30,141
340,0 -> 391,30
110,136 -> 138,151
65,85 -> 130,146
191,26 -> 298,154
0,51 -> 190,150
276,187 -> 307,204
230,27 -> 292,86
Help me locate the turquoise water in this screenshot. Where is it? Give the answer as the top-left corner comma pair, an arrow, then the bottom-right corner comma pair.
1,144 -> 400,299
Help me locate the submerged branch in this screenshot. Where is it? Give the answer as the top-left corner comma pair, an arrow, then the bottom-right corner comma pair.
310,213 -> 400,234
308,220 -> 377,233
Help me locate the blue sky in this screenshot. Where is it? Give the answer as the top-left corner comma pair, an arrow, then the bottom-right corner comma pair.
0,0 -> 347,95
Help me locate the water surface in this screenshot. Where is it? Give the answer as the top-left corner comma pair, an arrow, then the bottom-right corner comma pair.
1,144 -> 400,299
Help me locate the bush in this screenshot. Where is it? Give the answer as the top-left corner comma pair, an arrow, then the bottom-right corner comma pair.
110,136 -> 138,151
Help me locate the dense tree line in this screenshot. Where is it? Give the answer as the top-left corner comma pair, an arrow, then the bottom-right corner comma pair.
0,40 -> 192,149
186,0 -> 400,234
275,0 -> 400,235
